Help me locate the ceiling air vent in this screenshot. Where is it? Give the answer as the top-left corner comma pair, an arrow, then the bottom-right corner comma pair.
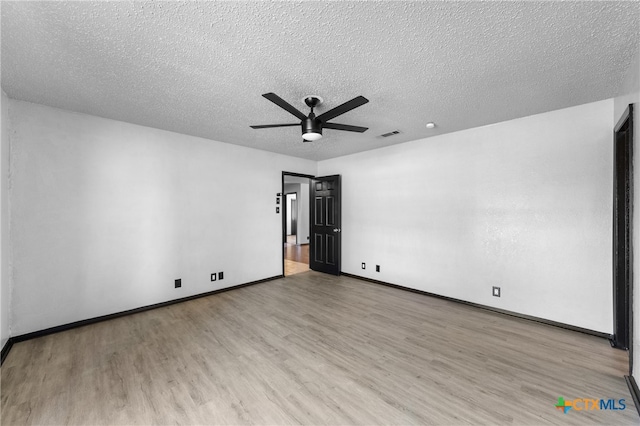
380,130 -> 401,138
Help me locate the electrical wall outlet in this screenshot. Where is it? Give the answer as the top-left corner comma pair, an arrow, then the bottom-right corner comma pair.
493,286 -> 501,297
211,273 -> 217,282
361,262 -> 366,269
218,271 -> 224,280
175,279 -> 181,288
376,265 -> 380,272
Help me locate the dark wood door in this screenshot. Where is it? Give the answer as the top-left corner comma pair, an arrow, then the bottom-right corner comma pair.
310,175 -> 341,275
612,104 -> 634,367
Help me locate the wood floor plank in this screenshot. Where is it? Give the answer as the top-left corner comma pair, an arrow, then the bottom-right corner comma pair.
284,259 -> 309,276
284,242 -> 309,276
1,271 -> 637,425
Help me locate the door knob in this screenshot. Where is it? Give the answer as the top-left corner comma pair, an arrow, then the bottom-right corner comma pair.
333,228 -> 341,232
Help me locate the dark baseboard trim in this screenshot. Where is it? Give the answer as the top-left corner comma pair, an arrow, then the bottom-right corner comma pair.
1,337 -> 14,365
625,375 -> 640,416
342,273 -> 612,340
610,337 -> 629,350
1,275 -> 282,365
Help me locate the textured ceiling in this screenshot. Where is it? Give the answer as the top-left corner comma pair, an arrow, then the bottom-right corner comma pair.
2,1 -> 639,161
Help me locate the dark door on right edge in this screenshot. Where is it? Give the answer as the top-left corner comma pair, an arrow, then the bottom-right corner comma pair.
612,104 -> 634,362
310,175 -> 341,275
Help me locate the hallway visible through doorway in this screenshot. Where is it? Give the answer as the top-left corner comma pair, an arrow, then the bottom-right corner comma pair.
283,172 -> 312,276
285,235 -> 309,275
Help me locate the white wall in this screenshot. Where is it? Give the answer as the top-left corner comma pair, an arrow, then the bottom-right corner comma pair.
8,99 -> 316,336
319,99 -> 614,333
1,91 -> 11,348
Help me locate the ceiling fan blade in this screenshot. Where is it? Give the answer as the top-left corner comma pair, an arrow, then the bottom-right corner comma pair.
317,96 -> 369,122
262,93 -> 308,121
250,123 -> 300,129
323,122 -> 368,133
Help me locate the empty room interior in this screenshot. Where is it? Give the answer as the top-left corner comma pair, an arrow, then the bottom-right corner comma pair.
1,1 -> 640,424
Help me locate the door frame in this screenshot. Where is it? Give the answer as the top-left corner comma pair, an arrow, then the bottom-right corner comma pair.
282,172 -> 315,276
612,104 -> 634,375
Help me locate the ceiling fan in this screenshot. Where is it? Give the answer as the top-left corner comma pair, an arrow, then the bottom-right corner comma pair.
250,93 -> 369,142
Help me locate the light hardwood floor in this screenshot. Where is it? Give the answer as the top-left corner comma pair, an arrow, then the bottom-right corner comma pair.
284,259 -> 309,276
1,272 -> 637,425
284,241 -> 309,276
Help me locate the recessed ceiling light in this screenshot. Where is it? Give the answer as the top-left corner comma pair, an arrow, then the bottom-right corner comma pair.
426,122 -> 436,129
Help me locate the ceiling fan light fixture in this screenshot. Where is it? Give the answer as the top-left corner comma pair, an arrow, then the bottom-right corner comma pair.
303,131 -> 322,141
302,117 -> 322,140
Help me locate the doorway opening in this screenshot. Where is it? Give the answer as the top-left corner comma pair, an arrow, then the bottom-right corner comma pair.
612,103 -> 634,377
283,172 -> 313,276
